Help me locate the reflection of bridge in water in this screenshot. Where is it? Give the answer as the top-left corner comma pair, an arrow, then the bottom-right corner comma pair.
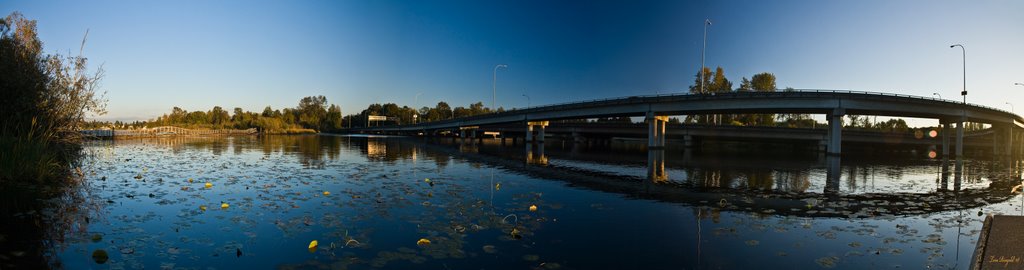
357,90 -> 1024,194
370,136 -> 1024,218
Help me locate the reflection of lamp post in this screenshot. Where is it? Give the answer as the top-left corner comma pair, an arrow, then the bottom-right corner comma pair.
522,93 -> 530,108
493,64 -> 508,112
933,93 -> 941,100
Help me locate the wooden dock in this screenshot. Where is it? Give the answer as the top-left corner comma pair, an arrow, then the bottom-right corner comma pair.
80,126 -> 257,139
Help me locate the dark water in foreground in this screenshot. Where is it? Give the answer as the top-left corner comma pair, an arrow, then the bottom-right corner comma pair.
49,135 -> 1024,269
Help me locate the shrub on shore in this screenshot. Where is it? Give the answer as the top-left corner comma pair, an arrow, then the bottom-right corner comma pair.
0,12 -> 105,189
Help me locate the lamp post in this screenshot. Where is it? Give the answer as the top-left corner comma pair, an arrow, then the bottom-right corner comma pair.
522,93 -> 530,108
493,64 -> 508,112
950,44 -> 966,103
933,93 -> 941,100
1015,83 -> 1024,87
950,43 -> 966,177
1008,102 -> 1015,113
700,19 -> 711,94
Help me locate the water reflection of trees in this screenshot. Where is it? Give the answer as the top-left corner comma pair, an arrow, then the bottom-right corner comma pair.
1,169 -> 96,268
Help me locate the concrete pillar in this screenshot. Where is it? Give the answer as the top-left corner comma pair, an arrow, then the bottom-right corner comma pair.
659,120 -> 666,147
994,127 -> 999,156
648,115 -> 656,148
526,125 -> 534,142
647,113 -> 668,149
537,126 -> 545,143
684,135 -> 693,149
942,122 -> 950,158
956,116 -> 965,175
1006,127 -> 1013,158
526,121 -> 548,144
827,108 -> 845,155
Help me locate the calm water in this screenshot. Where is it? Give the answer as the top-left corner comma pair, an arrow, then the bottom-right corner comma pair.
52,135 -> 1024,269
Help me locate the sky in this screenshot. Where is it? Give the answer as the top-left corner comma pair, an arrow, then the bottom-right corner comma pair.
3,0 -> 1023,122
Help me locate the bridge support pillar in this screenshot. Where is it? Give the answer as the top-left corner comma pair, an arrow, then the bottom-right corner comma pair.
955,116 -> 965,175
827,109 -> 845,155
526,121 -> 548,144
683,135 -> 693,149
647,113 -> 668,149
1005,126 -> 1013,159
942,121 -> 950,158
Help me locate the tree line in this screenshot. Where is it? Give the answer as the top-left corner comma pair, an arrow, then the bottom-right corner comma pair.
89,96 -> 344,134
342,101 -> 505,128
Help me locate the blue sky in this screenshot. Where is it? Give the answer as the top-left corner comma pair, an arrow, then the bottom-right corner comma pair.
3,0 -> 1023,122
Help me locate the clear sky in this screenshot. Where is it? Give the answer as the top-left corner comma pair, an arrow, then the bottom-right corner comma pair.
3,0 -> 1023,122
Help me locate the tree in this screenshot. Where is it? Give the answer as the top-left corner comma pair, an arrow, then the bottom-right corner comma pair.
297,95 -> 328,130
750,72 -> 778,126
737,77 -> 752,92
209,106 -> 229,126
751,72 -> 776,92
261,106 -> 274,118
325,104 -> 342,130
710,67 -> 732,93
435,102 -> 452,120
688,67 -> 714,95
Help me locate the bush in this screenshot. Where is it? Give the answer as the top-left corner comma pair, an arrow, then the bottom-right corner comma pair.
0,12 -> 105,188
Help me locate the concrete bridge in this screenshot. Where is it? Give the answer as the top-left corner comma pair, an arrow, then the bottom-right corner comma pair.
352,90 -> 1024,160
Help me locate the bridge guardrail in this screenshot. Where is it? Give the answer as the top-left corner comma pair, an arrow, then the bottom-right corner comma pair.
356,89 -> 1020,131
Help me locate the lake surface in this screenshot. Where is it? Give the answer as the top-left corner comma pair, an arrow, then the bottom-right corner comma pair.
53,135 -> 1024,269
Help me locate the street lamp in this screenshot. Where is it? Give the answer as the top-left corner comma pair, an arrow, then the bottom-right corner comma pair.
414,92 -> 422,123
493,64 -> 508,112
1015,82 -> 1024,87
950,43 -> 966,177
933,93 -> 941,100
1007,102 -> 1015,113
522,93 -> 530,108
700,19 -> 712,94
950,44 -> 966,103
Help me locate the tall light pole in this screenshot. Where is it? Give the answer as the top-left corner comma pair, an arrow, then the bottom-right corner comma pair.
933,93 -> 941,100
950,44 -> 966,177
950,44 -> 966,103
700,19 -> 712,94
493,64 -> 508,112
522,93 -> 530,108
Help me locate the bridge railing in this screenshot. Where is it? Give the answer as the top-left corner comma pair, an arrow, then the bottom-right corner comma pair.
363,89 -> 1017,130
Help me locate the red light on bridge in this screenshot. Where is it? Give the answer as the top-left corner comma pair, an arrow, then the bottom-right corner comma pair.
928,130 -> 938,138
928,150 -> 937,159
